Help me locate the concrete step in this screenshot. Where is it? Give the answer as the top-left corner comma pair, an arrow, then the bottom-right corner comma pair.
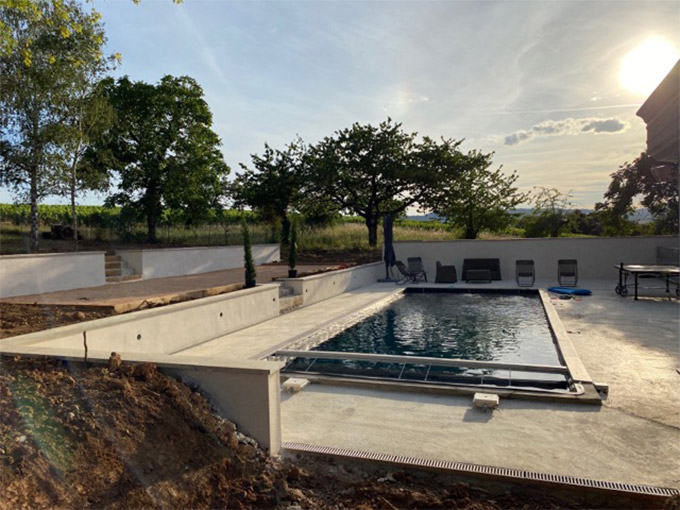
105,255 -> 122,262
279,295 -> 303,315
279,286 -> 295,297
105,261 -> 121,270
120,274 -> 142,282
106,276 -> 122,283
106,269 -> 122,277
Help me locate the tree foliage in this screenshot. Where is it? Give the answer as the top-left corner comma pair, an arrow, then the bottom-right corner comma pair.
96,75 -> 230,242
303,119 -> 463,247
232,140 -> 304,245
425,150 -> 526,239
0,0 -> 112,251
522,187 -> 573,238
595,152 -> 679,235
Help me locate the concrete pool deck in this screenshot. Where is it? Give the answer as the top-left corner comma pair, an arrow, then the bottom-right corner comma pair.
278,279 -> 680,489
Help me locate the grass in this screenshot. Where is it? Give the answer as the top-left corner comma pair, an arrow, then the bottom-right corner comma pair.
0,220 -> 524,255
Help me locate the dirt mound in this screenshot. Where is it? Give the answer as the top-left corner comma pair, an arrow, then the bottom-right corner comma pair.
0,356 -> 644,509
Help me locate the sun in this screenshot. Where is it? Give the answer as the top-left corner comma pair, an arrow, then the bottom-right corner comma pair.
619,37 -> 679,96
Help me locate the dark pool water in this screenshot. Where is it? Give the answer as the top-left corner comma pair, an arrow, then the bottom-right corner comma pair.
287,293 -> 567,387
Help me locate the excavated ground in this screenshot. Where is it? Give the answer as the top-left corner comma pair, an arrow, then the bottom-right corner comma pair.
0,355 -> 656,510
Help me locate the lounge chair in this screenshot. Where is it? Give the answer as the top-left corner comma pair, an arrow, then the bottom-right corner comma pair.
407,257 -> 427,282
395,260 -> 426,284
516,260 -> 535,287
558,259 -> 578,287
435,261 -> 457,283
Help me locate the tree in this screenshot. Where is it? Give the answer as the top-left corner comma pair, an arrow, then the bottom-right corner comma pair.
524,187 -> 573,238
97,75 -> 230,243
304,119 -> 463,247
595,152 -> 678,235
425,150 -> 527,239
0,0 -> 112,251
241,216 -> 256,288
232,140 -> 304,246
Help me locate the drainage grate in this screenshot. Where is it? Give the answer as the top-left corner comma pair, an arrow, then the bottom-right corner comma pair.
281,442 -> 680,498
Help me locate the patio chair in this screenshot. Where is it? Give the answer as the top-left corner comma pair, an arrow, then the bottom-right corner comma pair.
516,260 -> 535,287
435,261 -> 457,283
407,257 -> 427,282
395,260 -> 426,284
558,259 -> 578,287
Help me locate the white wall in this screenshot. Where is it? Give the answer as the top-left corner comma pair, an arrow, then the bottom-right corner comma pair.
119,244 -> 279,280
0,252 -> 106,298
2,284 -> 281,355
393,236 -> 679,282
280,262 -> 383,306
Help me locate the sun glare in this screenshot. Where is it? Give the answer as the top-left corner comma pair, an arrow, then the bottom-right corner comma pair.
619,38 -> 679,96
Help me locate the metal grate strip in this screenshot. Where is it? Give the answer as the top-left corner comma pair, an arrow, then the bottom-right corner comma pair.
281,442 -> 680,498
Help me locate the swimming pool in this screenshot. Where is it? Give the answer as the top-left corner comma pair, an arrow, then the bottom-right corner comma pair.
282,291 -> 570,390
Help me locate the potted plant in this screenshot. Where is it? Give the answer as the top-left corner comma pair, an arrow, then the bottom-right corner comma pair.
288,219 -> 298,278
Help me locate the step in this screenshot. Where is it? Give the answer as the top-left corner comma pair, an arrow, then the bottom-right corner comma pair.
105,269 -> 122,277
279,286 -> 295,297
106,276 -> 122,283
105,255 -> 122,262
120,274 -> 142,282
105,261 -> 122,270
279,295 -> 303,315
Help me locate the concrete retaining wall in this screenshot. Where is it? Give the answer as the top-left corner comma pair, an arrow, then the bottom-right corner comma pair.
1,284 -> 280,355
0,348 -> 283,454
0,251 -> 106,298
279,262 -> 383,307
119,244 -> 280,280
393,236 -> 679,282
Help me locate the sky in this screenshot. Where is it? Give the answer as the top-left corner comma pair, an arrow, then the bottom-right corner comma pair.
2,0 -> 679,209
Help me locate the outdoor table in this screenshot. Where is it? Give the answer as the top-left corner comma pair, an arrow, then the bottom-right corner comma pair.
614,263 -> 680,300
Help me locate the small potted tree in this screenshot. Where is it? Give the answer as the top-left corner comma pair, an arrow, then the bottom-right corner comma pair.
288,219 -> 298,278
241,216 -> 256,288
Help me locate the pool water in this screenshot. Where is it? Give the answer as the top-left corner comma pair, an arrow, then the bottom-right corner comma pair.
286,293 -> 567,388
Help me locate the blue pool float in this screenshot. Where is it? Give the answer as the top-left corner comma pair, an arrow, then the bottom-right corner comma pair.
548,287 -> 592,296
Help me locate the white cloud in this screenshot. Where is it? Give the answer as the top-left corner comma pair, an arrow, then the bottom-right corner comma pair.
504,117 -> 629,146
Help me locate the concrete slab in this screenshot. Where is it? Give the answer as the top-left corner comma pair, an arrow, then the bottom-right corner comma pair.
0,263 -> 339,313
280,279 -> 680,489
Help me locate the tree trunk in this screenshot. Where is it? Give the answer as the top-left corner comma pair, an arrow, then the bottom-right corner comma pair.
71,168 -> 78,251
30,167 -> 39,252
366,215 -> 379,247
147,213 -> 158,243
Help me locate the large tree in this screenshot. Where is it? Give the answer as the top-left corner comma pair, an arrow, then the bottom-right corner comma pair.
97,75 -> 230,243
232,140 -> 304,245
0,0 -> 111,251
304,119 -> 463,247
595,152 -> 678,235
425,150 -> 526,239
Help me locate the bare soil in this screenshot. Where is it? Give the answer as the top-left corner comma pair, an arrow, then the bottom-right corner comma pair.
0,355 -> 635,510
0,304 -> 113,340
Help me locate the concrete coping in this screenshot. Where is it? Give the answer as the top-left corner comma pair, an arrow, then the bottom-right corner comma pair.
0,346 -> 284,375
0,251 -> 107,260
538,289 -> 593,384
277,261 -> 382,282
0,283 -> 281,349
116,243 -> 279,254
393,235 -> 678,244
